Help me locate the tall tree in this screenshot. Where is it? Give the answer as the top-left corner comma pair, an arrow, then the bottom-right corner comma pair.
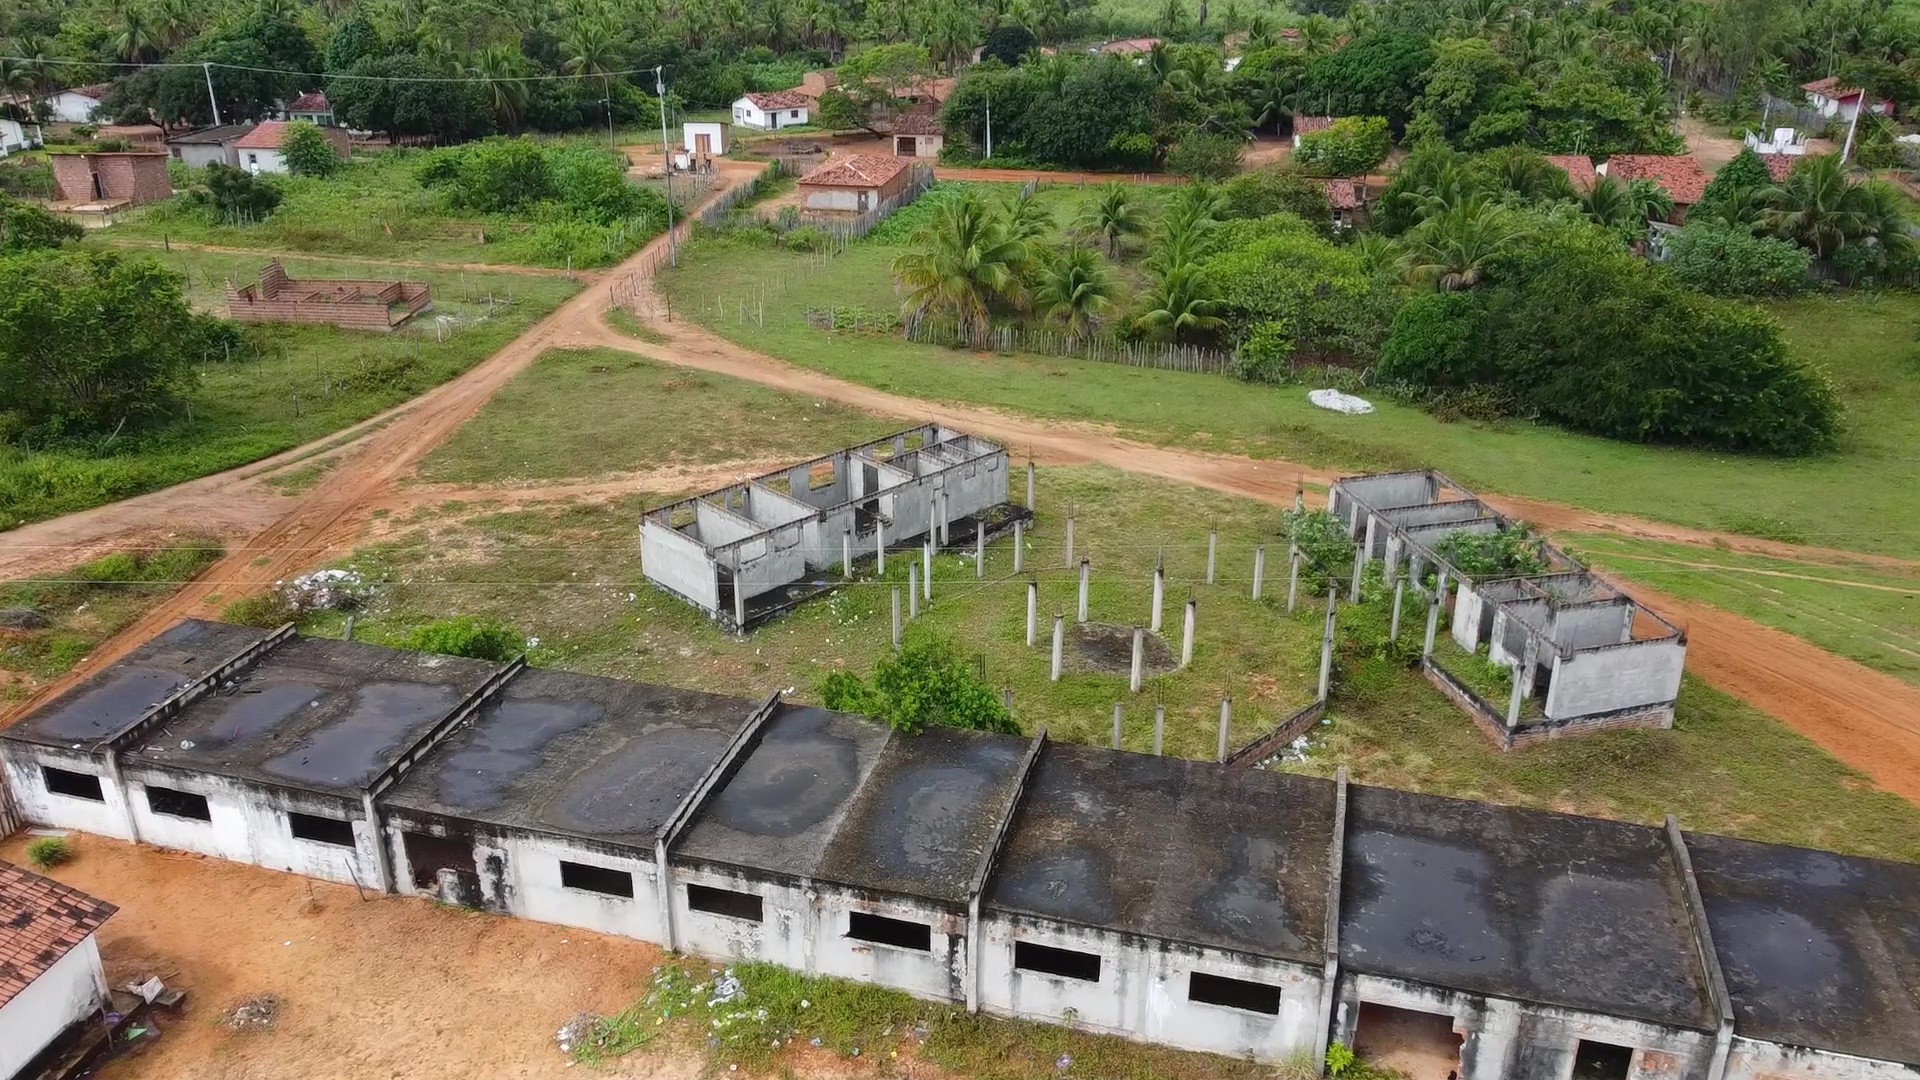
891,193 -> 1029,336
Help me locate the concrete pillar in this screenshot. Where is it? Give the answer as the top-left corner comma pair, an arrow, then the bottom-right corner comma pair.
1026,580 -> 1038,647
1050,615 -> 1064,682
1026,461 -> 1035,509
1348,543 -> 1364,603
1362,513 -> 1378,566
842,529 -> 853,578
1180,597 -> 1196,668
1287,544 -> 1301,613
1508,636 -> 1538,728
1112,702 -> 1123,749
1206,529 -> 1217,585
733,578 -> 747,631
1065,515 -> 1075,567
1216,699 -> 1232,762
923,537 -> 933,600
1295,489 -> 1305,512
1012,520 -> 1023,573
1153,704 -> 1165,756
1252,545 -> 1266,601
891,588 -> 902,650
1390,578 -> 1406,642
1077,559 -> 1090,623
875,521 -> 885,574
1317,588 -> 1337,701
1130,626 -> 1144,693
1002,687 -> 1013,714
1150,555 -> 1165,632
1423,588 -> 1442,658
940,492 -> 952,546
1384,535 -> 1401,587
909,563 -> 920,618
975,523 -> 985,579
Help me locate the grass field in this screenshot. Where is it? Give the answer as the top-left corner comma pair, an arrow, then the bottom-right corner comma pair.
1569,532 -> 1920,688
658,206 -> 1920,562
0,251 -> 579,529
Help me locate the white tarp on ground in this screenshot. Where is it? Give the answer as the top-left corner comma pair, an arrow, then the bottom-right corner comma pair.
1309,389 -> 1374,415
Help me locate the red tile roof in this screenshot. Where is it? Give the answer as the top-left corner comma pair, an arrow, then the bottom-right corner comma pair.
288,91 -> 330,113
1544,154 -> 1597,193
1317,177 -> 1362,210
1293,115 -> 1338,136
233,120 -> 292,149
892,111 -> 942,136
798,153 -> 914,189
1098,37 -> 1161,55
1280,27 -> 1303,39
1604,154 -> 1711,205
63,83 -> 113,101
0,860 -> 116,1011
1758,153 -> 1798,182
1802,76 -> 1868,103
744,90 -> 813,111
892,76 -> 956,103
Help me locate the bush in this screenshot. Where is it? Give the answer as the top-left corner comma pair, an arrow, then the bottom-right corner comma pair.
820,637 -> 1018,736
1,196 -> 85,252
27,837 -> 73,869
1295,116 -> 1391,177
1233,319 -> 1296,382
223,591 -> 298,628
1219,169 -> 1334,229
280,120 -> 339,178
1377,291 -> 1489,388
1433,528 -> 1547,578
405,615 -> 523,661
196,164 -> 282,223
1282,508 -> 1358,589
1664,221 -> 1810,297
1164,130 -> 1243,179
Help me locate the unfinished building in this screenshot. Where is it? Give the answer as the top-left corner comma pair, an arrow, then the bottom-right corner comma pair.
227,260 -> 433,332
640,425 -> 1019,629
4,622 -> 1916,1079
1329,470 -> 1686,747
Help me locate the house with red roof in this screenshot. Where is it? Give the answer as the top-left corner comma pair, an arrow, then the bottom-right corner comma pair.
1317,177 -> 1368,229
1292,115 -> 1338,149
1094,37 -> 1161,57
233,120 -> 350,174
797,153 -> 921,211
1543,154 -> 1598,194
282,90 -> 337,127
1803,76 -> 1892,123
0,860 -> 117,1078
1598,154 -> 1711,222
891,110 -> 945,158
733,89 -> 814,131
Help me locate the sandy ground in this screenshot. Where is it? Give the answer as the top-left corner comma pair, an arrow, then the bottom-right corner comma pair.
1676,114 -> 1837,172
1352,1004 -> 1462,1080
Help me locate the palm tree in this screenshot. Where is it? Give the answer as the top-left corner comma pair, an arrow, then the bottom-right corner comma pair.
1401,199 -> 1524,291
1077,183 -> 1147,257
1851,180 -> 1917,263
1003,188 -> 1054,247
1155,0 -> 1188,39
1582,176 -> 1671,238
466,44 -> 531,132
1033,246 -> 1117,339
1298,14 -> 1338,56
114,9 -> 161,63
1760,154 -> 1871,259
1133,264 -> 1225,342
1351,232 -> 1400,277
562,18 -> 623,76
892,194 -> 1030,337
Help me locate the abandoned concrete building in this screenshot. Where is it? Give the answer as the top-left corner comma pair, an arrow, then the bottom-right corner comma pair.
640,425 -> 1017,628
226,260 -> 433,332
4,620 -> 1916,1079
1328,471 -> 1687,748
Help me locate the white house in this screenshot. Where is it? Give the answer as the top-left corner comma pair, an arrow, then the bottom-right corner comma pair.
674,121 -> 729,170
732,90 -> 812,131
1802,76 -> 1893,122
43,84 -> 110,124
232,120 -> 349,175
283,90 -> 336,127
0,861 -> 117,1079
1,117 -> 41,157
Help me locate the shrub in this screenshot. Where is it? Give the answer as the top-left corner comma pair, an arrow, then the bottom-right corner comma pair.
223,591 -> 298,628
821,637 -> 1017,736
27,837 -> 72,869
1295,116 -> 1392,177
1377,291 -> 1489,388
1219,168 -> 1334,229
1433,528 -> 1547,578
196,164 -> 282,223
1,196 -> 85,252
1164,130 -> 1243,179
1282,508 -> 1357,589
405,615 -> 523,661
280,120 -> 339,178
1664,221 -> 1810,297
1233,319 -> 1296,382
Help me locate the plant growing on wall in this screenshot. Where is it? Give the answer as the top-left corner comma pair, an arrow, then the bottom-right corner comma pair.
1282,508 -> 1357,589
821,637 -> 1018,736
1432,527 -> 1548,578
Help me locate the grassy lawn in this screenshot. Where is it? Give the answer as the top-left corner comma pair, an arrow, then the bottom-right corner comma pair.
0,251 -> 579,529
1568,532 -> 1920,689
658,213 -> 1920,562
0,541 -> 224,701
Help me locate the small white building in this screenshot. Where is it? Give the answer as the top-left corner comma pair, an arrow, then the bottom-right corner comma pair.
0,861 -> 117,1079
674,121 -> 729,170
1803,76 -> 1892,122
232,120 -> 349,175
732,90 -> 812,131
43,85 -> 109,124
162,123 -> 257,169
1,117 -> 41,157
1744,126 -> 1808,156
283,90 -> 336,127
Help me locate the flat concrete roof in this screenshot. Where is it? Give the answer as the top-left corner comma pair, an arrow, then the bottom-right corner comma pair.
1687,831 -> 1920,1066
3,619 -> 266,749
985,743 -> 1336,964
1341,785 -> 1716,1031
675,703 -> 892,880
121,637 -> 498,798
382,668 -> 755,850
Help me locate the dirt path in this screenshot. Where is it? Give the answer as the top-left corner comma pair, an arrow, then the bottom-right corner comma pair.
94,238 -> 602,280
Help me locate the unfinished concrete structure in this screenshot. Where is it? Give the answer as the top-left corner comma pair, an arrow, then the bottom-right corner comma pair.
1329,471 -> 1686,747
641,425 -> 1017,629
226,260 -> 433,332
4,622 -> 1916,1078
47,151 -> 171,209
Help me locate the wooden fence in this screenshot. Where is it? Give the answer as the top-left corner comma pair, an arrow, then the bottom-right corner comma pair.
903,318 -> 1241,376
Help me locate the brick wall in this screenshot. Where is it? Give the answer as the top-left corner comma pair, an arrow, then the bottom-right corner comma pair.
48,154 -> 95,201
227,275 -> 431,333
47,153 -> 172,205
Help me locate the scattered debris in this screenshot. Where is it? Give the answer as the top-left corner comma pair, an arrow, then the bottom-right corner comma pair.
554,1012 -> 601,1055
225,995 -> 281,1032
0,606 -> 49,630
278,568 -> 372,613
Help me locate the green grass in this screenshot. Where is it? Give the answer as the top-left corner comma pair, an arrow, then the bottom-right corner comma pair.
658,227 -> 1920,562
602,306 -> 669,344
0,250 -> 579,529
0,540 -> 224,699
1567,532 -> 1920,689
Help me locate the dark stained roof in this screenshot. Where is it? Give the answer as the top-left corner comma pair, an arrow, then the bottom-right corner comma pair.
3,619 -> 266,749
165,123 -> 258,146
892,111 -> 942,136
382,668 -> 756,850
1687,831 -> 1920,1066
0,860 -> 115,1010
1341,785 -> 1717,1031
119,636 -> 499,798
985,743 -> 1336,963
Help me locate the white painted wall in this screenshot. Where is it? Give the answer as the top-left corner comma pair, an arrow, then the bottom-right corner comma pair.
44,92 -> 101,124
640,520 -> 722,612
1,747 -> 136,840
388,823 -> 670,943
1725,1036 -> 1920,1080
731,98 -> 809,130
241,147 -> 290,174
683,122 -> 728,155
0,934 -> 108,1078
121,769 -> 382,887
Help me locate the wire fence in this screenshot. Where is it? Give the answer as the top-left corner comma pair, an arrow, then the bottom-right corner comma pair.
708,163 -> 936,256
902,317 -> 1241,376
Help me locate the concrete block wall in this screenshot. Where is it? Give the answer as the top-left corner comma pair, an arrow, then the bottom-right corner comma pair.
119,767 -> 381,887
1545,642 -> 1686,720
1724,1038 -> 1920,1080
0,747 -> 135,841
639,521 -> 722,612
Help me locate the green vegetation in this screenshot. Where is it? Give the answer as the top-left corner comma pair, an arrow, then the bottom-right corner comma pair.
1280,507 -> 1355,589
25,836 -> 72,870
822,636 -> 1021,735
1570,533 -> 1920,689
0,540 -> 223,695
1431,528 -> 1547,579
0,195 -> 83,252
406,615 -> 525,661
1,250 -> 578,528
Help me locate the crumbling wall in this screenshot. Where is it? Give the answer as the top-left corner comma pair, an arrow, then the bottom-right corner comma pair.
1724,1037 -> 1920,1080
0,745 -> 135,840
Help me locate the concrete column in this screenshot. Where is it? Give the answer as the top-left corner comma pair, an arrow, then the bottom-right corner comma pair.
1390,578 -> 1406,641
1112,702 -> 1123,749
940,492 -> 952,546
1180,597 -> 1196,668
1317,588 -> 1337,701
1064,515 -> 1075,567
842,529 -> 853,578
1252,545 -> 1266,601
1216,699 -> 1232,762
1077,559 -> 1090,622
1423,588 -> 1442,658
908,563 -> 920,618
1050,614 -> 1064,682
1348,543 -> 1364,603
1152,704 -> 1165,756
875,521 -> 885,574
1026,461 -> 1035,509
891,588 -> 902,650
1150,555 -> 1165,632
1362,513 -> 1378,566
733,578 -> 747,631
1001,687 -> 1013,713
1012,520 -> 1024,573
923,537 -> 933,600
1508,636 -> 1538,728
1026,580 -> 1038,647
1287,544 -> 1301,613
1295,488 -> 1305,512
1206,529 -> 1217,585
975,523 -> 985,579
1130,626 -> 1145,693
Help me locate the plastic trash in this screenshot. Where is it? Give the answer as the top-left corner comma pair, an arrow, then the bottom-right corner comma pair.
1308,389 -> 1374,415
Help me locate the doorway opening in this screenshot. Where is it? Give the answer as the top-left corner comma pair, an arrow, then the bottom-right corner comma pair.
1572,1039 -> 1635,1080
1352,1002 -> 1465,1080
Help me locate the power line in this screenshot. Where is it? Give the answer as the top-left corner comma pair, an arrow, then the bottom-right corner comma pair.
0,55 -> 674,85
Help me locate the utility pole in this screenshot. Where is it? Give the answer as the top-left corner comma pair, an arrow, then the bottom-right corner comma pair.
984,92 -> 993,159
656,66 -> 677,267
203,62 -> 222,126
603,74 -> 614,147
1842,93 -> 1864,165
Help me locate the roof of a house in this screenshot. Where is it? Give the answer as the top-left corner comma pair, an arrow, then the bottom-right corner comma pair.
119,636 -> 499,798
1603,154 -> 1712,205
1758,153 -> 1798,182
0,861 -> 115,1011
986,742 -> 1337,964
1318,177 -> 1363,210
381,669 -> 757,849
1098,37 -> 1161,55
892,76 -> 956,102
287,91 -> 330,113
1803,76 -> 1872,103
1687,832 -> 1920,1067
233,120 -> 293,149
1279,27 -> 1304,39
58,84 -> 112,101
743,90 -> 814,111
892,111 -> 942,136
1293,115 -> 1338,136
797,153 -> 914,189
165,123 -> 258,146
1341,785 -> 1719,1032
2,619 -> 267,749
1544,153 -> 1598,193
